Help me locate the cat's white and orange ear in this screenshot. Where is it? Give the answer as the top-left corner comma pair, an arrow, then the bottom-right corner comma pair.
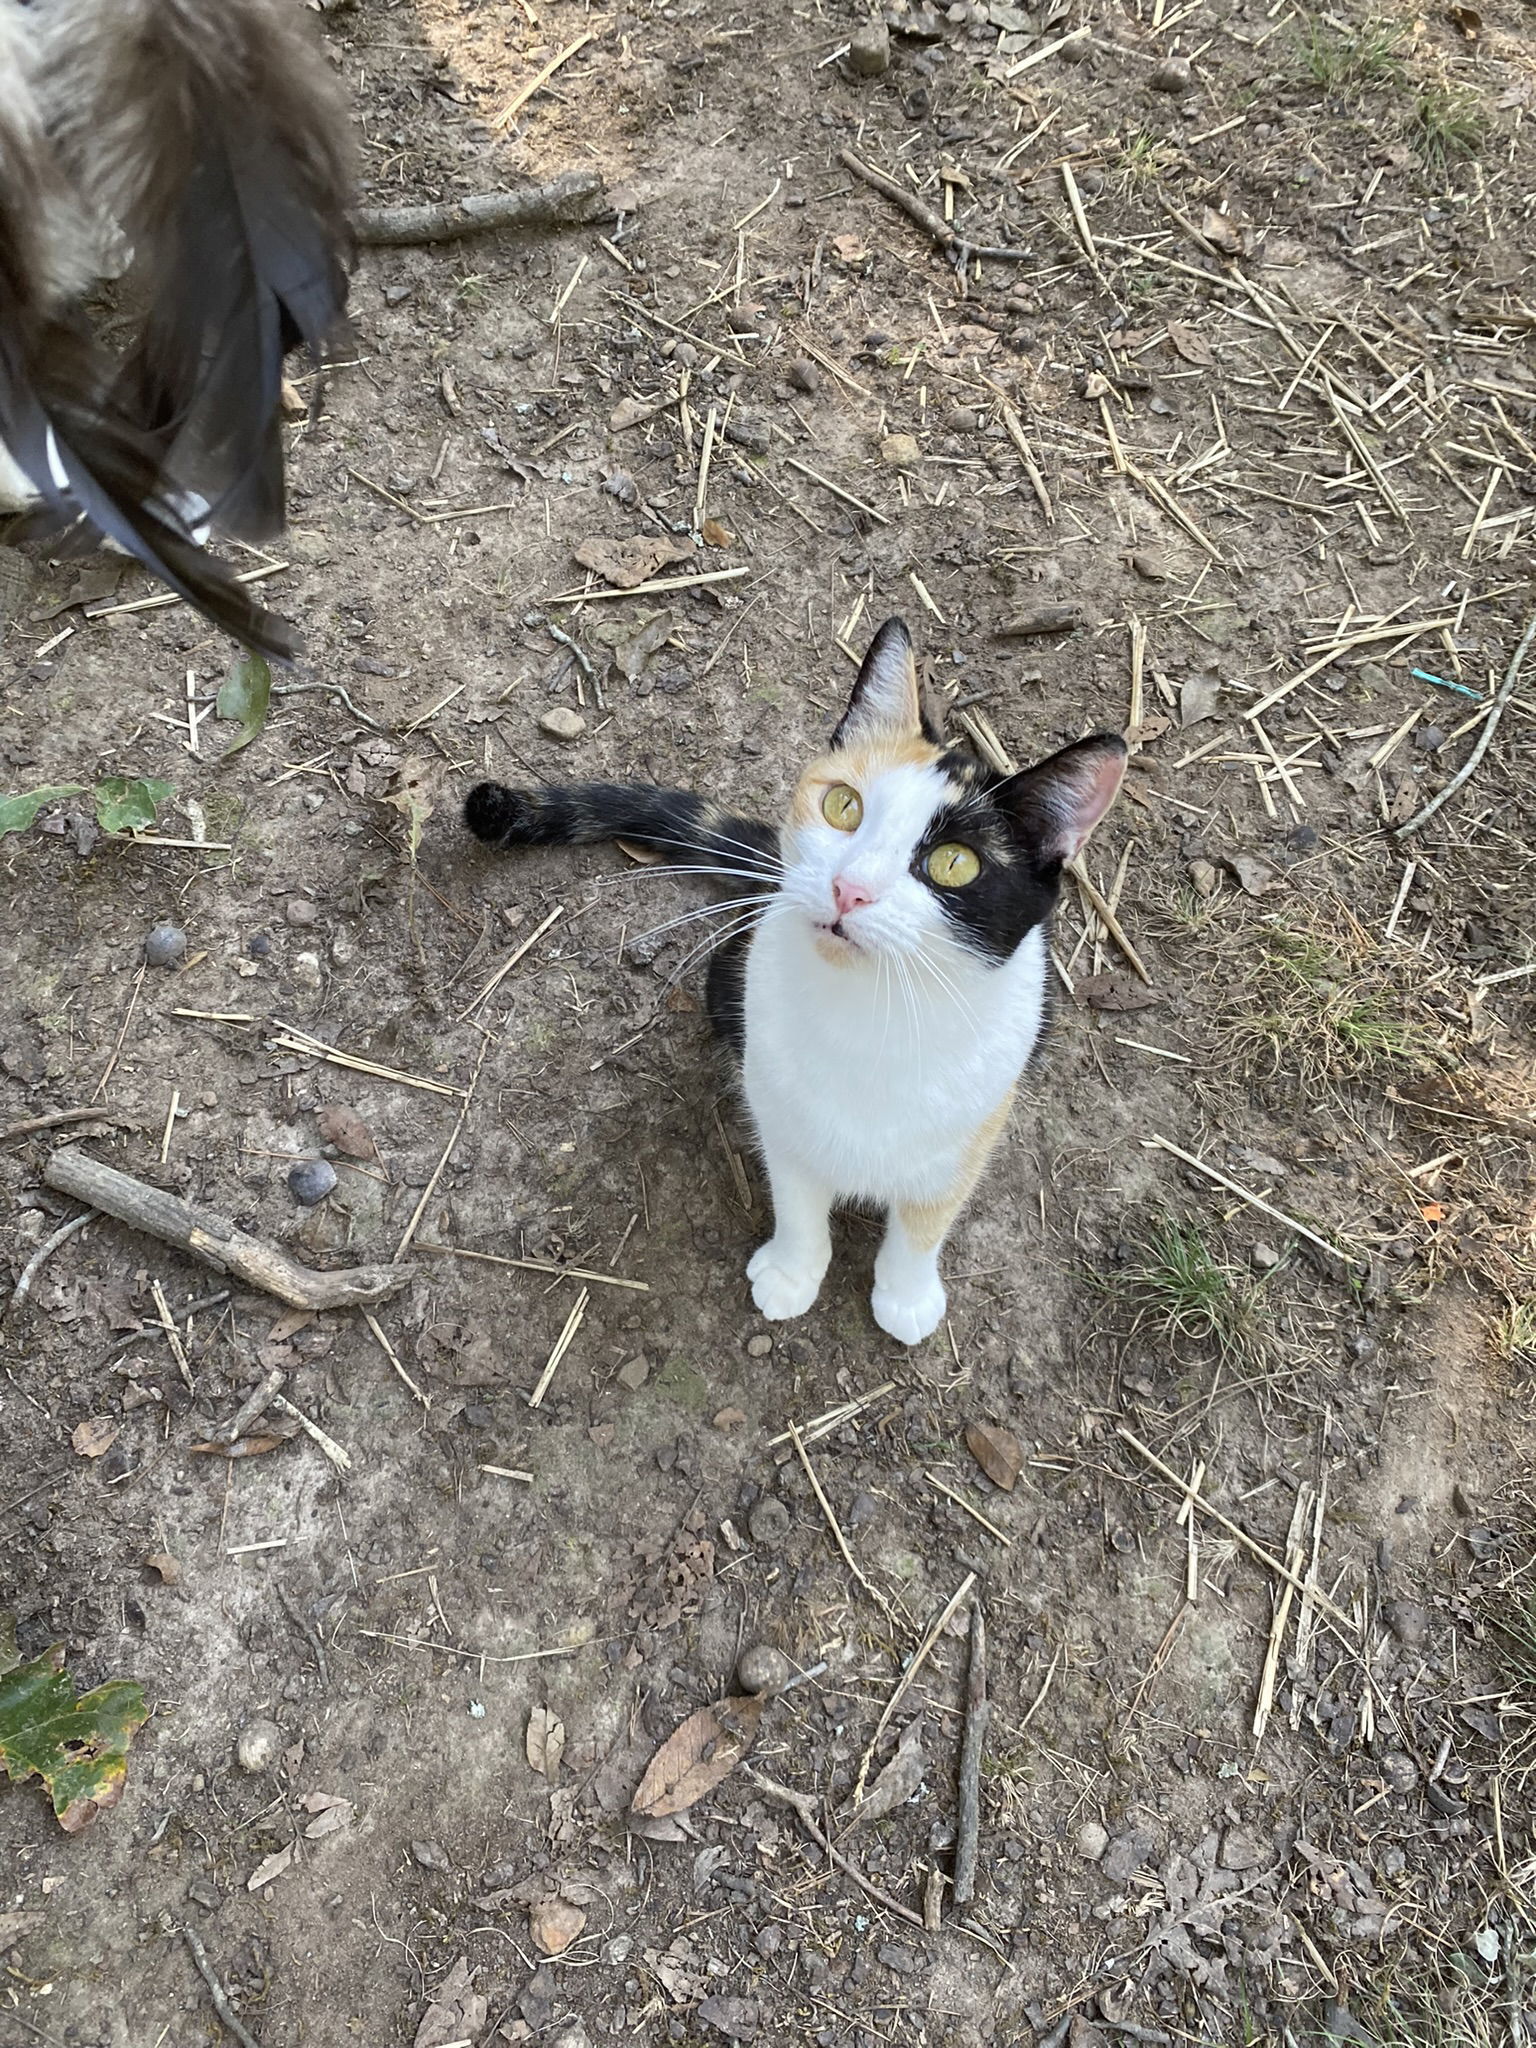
995,734 -> 1127,863
833,617 -> 922,748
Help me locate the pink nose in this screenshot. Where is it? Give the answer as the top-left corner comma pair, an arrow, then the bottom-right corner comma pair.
832,875 -> 875,919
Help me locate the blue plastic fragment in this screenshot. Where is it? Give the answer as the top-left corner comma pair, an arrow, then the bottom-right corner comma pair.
1412,667 -> 1484,702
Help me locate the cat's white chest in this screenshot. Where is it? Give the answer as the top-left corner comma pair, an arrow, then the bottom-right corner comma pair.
739,912 -> 1045,1204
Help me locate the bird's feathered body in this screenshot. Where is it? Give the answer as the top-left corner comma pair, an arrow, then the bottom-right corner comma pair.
0,0 -> 353,655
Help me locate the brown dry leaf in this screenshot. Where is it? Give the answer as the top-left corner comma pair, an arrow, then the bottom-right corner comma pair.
414,1956 -> 487,2048
965,1422 -> 1022,1492
701,517 -> 733,550
1200,207 -> 1246,257
300,1791 -> 355,1840
847,1715 -> 926,1825
1167,321 -> 1213,367
247,1843 -> 294,1892
610,395 -> 664,431
316,1105 -> 376,1160
189,1428 -> 295,1459
616,837 -> 665,866
830,232 -> 868,265
574,534 -> 695,590
1226,852 -> 1285,897
1447,3 -> 1481,35
71,1417 -> 118,1459
525,1705 -> 566,1781
631,1696 -> 764,1819
143,1553 -> 180,1585
529,1898 -> 587,1957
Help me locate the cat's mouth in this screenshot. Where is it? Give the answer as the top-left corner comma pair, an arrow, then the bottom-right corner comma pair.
814,916 -> 866,958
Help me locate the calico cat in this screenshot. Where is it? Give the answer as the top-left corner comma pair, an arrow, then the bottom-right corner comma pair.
465,617 -> 1125,1345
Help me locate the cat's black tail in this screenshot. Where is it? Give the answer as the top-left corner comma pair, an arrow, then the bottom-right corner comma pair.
464,781 -> 780,889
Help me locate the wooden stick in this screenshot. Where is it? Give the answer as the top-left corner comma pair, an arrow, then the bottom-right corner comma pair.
215,1368 -> 287,1447
43,1151 -> 416,1311
545,565 -> 749,605
183,1927 -> 263,2048
6,1210 -> 92,1318
783,456 -> 891,527
362,1312 -> 430,1409
529,1287 -> 589,1406
2,1106 -> 127,1143
490,35 -> 595,130
853,1573 -> 976,1803
791,1425 -> 894,1619
416,1241 -> 648,1291
395,1035 -> 492,1261
1142,1133 -> 1360,1266
1397,612 -> 1536,839
746,1770 -> 928,1931
1117,1429 -> 1352,1628
951,1602 -> 988,1908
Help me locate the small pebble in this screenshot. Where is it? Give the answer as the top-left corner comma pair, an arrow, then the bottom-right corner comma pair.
287,1158 -> 338,1206
236,1718 -> 283,1773
302,790 -> 326,813
285,897 -> 318,928
745,1333 -> 773,1358
881,433 -> 921,468
738,1644 -> 792,1695
247,932 -> 271,959
293,949 -> 323,989
539,706 -> 587,742
144,923 -> 186,968
787,358 -> 822,395
617,1355 -> 651,1391
1251,1241 -> 1280,1272
1077,1820 -> 1109,1862
1149,54 -> 1192,91
846,21 -> 891,75
1187,858 -> 1220,899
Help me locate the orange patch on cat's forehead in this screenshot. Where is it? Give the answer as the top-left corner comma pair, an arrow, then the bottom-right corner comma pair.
788,735 -> 948,823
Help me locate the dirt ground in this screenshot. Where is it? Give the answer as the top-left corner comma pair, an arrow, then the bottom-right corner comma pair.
3,0 -> 1536,2041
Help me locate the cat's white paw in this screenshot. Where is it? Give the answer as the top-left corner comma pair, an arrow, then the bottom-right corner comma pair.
871,1278 -> 947,1346
748,1241 -> 826,1321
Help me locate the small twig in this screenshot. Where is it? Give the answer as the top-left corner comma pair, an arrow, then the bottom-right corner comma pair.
2,1107 -> 126,1142
1142,1133 -> 1359,1267
6,1211 -> 92,1318
277,1582 -> 331,1688
457,903 -> 565,1022
271,1393 -> 352,1474
783,456 -> 891,528
791,1424 -> 895,1620
1396,612 -> 1536,839
529,1287 -> 589,1407
838,147 -> 1030,271
150,1277 -> 194,1393
94,962 -> 145,1101
362,1312 -> 431,1410
216,1368 -> 287,1447
1117,1429 -> 1352,1628
491,35 -> 595,130
182,1925 -> 263,2048
853,1573 -> 976,1803
395,1034 -> 492,1261
44,1150 -> 416,1312
747,1769 -> 928,1931
544,565 -> 749,604
355,172 -> 605,246
952,1603 -> 988,1909
416,1241 -> 648,1291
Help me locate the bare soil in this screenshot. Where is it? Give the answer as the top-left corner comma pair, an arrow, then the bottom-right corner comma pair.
3,0 -> 1535,2042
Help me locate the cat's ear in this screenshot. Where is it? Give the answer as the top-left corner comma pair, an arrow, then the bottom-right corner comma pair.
993,733 -> 1127,864
833,617 -> 923,748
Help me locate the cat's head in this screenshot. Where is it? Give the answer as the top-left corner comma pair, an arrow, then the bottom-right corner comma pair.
779,617 -> 1126,968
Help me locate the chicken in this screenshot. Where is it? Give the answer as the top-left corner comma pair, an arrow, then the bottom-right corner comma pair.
0,0 -> 354,657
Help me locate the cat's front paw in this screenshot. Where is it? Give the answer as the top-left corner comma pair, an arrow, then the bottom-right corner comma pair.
871,1277 -> 947,1346
747,1241 -> 827,1321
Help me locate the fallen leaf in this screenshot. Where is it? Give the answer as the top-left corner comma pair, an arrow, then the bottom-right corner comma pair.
830,232 -> 868,264
609,610 -> 674,681
300,1791 -> 356,1839
965,1422 -> 1022,1491
1200,206 -> 1246,257
189,1429 -> 295,1459
71,1417 -> 118,1459
631,1696 -> 764,1819
611,395 -> 665,431
383,757 -> 436,861
1226,852 -> 1285,897
216,652 -> 272,760
574,533 -> 695,590
1420,1201 -> 1446,1224
316,1105 -> 376,1160
91,777 -> 174,835
1167,321 -> 1214,367
143,1553 -> 180,1585
414,1955 -> 487,2048
697,1996 -> 761,2041
701,517 -> 733,549
848,1716 -> 925,1825
1447,3 -> 1481,35
247,1843 -> 295,1891
1179,676 -> 1223,727
712,1407 -> 747,1431
529,1897 -> 587,1957
615,837 -> 666,866
526,1704 -> 566,1781
0,1645 -> 148,1832
0,786 -> 88,838
1075,973 -> 1161,1012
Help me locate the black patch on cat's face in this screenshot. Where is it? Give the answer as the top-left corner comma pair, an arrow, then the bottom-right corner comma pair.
915,736 -> 1126,963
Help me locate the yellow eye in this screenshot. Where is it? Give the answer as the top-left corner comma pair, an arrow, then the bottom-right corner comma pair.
821,784 -> 863,831
926,843 -> 981,888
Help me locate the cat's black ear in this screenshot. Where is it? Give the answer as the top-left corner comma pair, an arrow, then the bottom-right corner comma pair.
992,733 -> 1127,864
833,617 -> 927,747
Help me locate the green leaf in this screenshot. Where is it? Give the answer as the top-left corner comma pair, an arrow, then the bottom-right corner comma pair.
93,777 -> 175,835
0,786 -> 87,837
215,651 -> 272,759
0,1642 -> 148,1832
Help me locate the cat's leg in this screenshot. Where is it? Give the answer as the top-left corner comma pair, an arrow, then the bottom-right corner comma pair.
870,1098 -> 1012,1344
747,1148 -> 834,1321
